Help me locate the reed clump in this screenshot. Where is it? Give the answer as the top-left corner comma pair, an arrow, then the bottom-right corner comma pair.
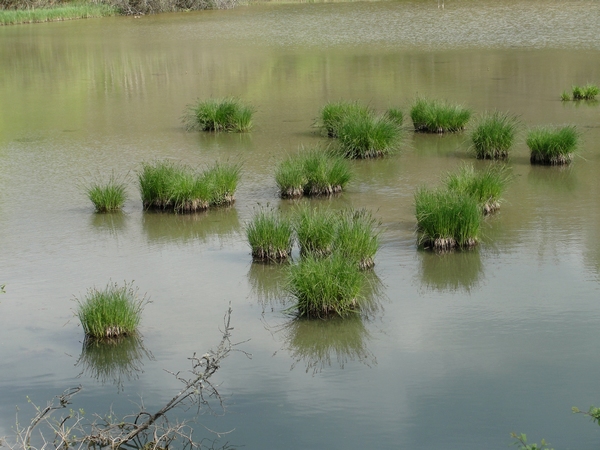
286,254 -> 365,319
183,98 -> 253,133
470,111 -> 519,160
86,175 -> 127,213
0,2 -> 116,25
527,126 -> 578,165
319,101 -> 371,138
333,209 -> 380,270
294,206 -> 338,257
410,98 -> 472,133
138,161 -> 240,212
571,83 -> 599,101
414,187 -> 481,251
76,282 -> 146,340
444,163 -> 510,215
275,148 -> 352,198
246,210 -> 294,262
335,113 -> 401,159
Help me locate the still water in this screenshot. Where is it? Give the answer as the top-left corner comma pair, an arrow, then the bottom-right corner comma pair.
1,0 -> 600,448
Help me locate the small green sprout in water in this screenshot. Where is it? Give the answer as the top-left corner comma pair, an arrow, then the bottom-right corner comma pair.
510,433 -> 553,450
76,281 -> 146,340
182,97 -> 254,132
571,83 -> 599,101
560,90 -> 571,101
86,173 -> 128,213
527,125 -> 579,166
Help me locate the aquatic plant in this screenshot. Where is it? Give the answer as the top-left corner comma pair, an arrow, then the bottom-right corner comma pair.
572,83 -> 599,100
385,108 -> 404,126
414,187 -> 481,251
527,126 -> 578,165
203,162 -> 241,206
76,281 -> 146,340
561,91 -> 571,101
0,2 -> 116,25
335,113 -> 401,159
183,97 -> 253,132
287,254 -> 365,319
443,163 -> 511,214
410,98 -> 472,133
333,208 -> 380,269
246,209 -> 294,262
294,206 -> 338,257
138,160 -> 239,212
86,174 -> 127,213
470,111 -> 519,160
319,101 -> 371,138
275,148 -> 352,198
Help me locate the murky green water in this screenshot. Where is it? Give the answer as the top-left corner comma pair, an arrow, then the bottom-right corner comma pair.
1,0 -> 600,448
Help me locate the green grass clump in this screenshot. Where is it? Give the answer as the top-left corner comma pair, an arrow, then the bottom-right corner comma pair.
527,126 -> 579,165
410,98 -> 472,133
275,149 -> 352,198
287,254 -> 365,319
87,175 -> 127,213
415,187 -> 481,251
561,91 -> 571,101
385,108 -> 404,126
183,98 -> 253,132
294,206 -> 338,257
203,162 -> 241,206
334,209 -> 380,269
572,83 -> 599,100
76,282 -> 146,340
335,113 -> 401,159
246,210 -> 294,262
319,101 -> 371,138
0,3 -> 116,26
444,164 -> 511,214
138,161 -> 239,212
470,111 -> 518,160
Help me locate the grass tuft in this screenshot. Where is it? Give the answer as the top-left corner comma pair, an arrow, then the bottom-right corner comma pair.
572,83 -> 599,101
0,2 -> 116,26
385,108 -> 404,126
246,209 -> 294,262
443,163 -> 511,214
334,209 -> 380,269
86,174 -> 127,213
319,101 -> 371,138
138,160 -> 240,212
286,254 -> 365,319
410,98 -> 472,133
335,113 -> 401,159
527,126 -> 579,165
415,187 -> 481,251
470,111 -> 518,160
182,98 -> 253,132
76,281 -> 146,340
294,206 -> 338,257
275,148 -> 352,198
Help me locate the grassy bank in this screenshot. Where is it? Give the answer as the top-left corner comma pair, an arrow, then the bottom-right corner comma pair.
0,2 -> 116,25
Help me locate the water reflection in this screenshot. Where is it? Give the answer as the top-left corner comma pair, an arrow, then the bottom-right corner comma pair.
89,211 -> 128,236
247,262 -> 288,307
142,207 -> 240,244
418,249 -> 484,293
279,315 -> 375,374
76,335 -> 153,391
527,165 -> 578,193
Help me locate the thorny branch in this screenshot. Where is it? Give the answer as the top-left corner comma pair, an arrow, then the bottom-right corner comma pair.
2,307 -> 247,450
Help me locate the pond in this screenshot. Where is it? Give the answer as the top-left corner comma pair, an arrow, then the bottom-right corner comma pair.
1,0 -> 600,448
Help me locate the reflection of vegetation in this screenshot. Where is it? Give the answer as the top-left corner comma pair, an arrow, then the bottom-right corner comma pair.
247,261 -> 287,305
281,315 -> 375,373
527,165 -> 578,193
76,334 -> 153,390
142,206 -> 240,244
89,211 -> 127,236
418,249 -> 484,293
